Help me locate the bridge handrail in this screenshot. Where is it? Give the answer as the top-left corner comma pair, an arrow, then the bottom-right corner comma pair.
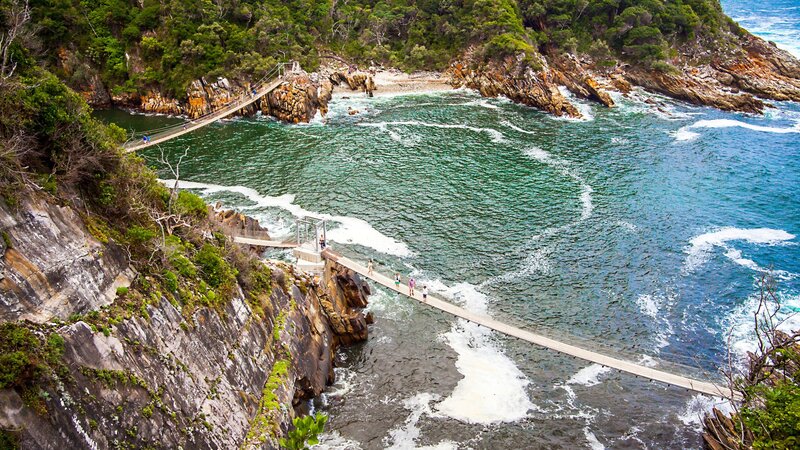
123,62 -> 290,147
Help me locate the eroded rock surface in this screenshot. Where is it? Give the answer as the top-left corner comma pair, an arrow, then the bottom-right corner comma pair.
262,72 -> 331,123
450,58 -> 582,118
0,197 -> 135,323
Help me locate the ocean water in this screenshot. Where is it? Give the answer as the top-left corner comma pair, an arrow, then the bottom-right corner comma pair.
98,3 -> 800,448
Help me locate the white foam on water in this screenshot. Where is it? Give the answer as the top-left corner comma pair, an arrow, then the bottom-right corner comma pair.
313,431 -> 364,450
384,393 -> 458,450
159,179 -> 412,257
464,98 -> 499,109
482,249 -> 551,286
400,279 -> 535,425
683,227 -> 795,273
524,147 -> 593,221
637,354 -> 658,368
435,319 -> 535,424
500,120 -> 537,135
635,293 -> 676,350
324,367 -> 359,398
672,128 -> 700,142
636,294 -> 660,319
675,118 -> 800,142
724,291 -> 800,365
584,428 -> 606,450
677,394 -> 732,431
617,221 -> 637,232
557,86 -> 595,122
358,120 -> 506,143
567,364 -> 612,387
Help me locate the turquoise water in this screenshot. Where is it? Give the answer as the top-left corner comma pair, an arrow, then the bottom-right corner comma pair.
96,4 -> 800,447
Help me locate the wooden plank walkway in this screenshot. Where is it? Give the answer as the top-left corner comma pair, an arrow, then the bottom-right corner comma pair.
230,236 -> 298,248
322,249 -> 742,401
123,77 -> 285,152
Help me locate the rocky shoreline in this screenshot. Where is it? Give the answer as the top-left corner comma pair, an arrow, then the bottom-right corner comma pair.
76,31 -> 800,124
0,192 -> 373,448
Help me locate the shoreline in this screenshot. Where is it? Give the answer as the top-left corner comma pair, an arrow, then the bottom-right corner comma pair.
370,69 -> 453,96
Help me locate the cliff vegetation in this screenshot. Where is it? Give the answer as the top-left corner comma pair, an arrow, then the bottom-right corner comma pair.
0,20 -> 371,448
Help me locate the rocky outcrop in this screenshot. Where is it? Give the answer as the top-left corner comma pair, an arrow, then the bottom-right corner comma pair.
713,35 -> 800,103
140,91 -> 183,116
261,72 -> 332,123
185,77 -> 259,119
0,197 -> 135,323
212,206 -> 270,239
450,57 -> 582,118
624,66 -> 767,113
0,195 -> 372,448
551,57 -> 614,107
316,261 -> 371,346
329,70 -> 376,97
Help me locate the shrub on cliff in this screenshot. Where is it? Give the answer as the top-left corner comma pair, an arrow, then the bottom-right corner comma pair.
704,274 -> 800,449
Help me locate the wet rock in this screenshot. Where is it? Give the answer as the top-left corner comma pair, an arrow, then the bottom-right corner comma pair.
551,57 -> 614,107
316,262 -> 371,345
625,67 -> 766,114
212,207 -> 270,239
185,77 -> 259,119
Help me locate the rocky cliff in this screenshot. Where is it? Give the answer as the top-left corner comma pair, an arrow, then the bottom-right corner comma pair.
451,31 -> 800,117
0,192 -> 372,449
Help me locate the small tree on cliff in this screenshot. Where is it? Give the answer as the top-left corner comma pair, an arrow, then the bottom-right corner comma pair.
280,413 -> 327,450
704,273 -> 800,449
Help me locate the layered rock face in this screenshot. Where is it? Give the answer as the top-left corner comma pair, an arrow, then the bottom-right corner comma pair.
261,72 -> 333,123
450,57 -> 583,118
0,197 -> 372,448
329,70 -> 376,97
0,197 -> 135,323
317,262 -> 371,346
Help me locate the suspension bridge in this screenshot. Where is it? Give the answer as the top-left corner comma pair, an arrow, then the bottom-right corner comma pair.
221,222 -> 741,401
123,62 -> 293,152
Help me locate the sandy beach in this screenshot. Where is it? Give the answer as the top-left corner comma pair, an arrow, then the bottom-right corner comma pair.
369,69 -> 453,96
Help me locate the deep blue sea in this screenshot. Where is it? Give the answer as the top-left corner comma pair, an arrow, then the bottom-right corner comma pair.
99,2 -> 800,448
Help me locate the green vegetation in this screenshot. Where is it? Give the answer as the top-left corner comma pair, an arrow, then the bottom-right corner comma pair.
17,0 -> 745,104
743,379 -> 800,449
519,0 -> 738,65
244,358 -> 291,446
705,275 -> 800,449
280,413 -> 328,450
0,323 -> 66,415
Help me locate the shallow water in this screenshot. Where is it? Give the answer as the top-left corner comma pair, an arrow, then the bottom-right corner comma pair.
94,3 -> 800,447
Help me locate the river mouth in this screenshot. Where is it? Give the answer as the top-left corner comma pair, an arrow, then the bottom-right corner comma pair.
97,83 -> 800,448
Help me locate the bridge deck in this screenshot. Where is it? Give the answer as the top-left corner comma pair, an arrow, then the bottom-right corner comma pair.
322,249 -> 741,401
124,77 -> 284,152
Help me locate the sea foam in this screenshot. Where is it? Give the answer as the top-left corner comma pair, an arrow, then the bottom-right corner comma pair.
684,227 -> 795,272
567,364 -> 612,387
524,147 -> 594,221
675,118 -> 800,142
159,179 -> 412,257
358,120 -> 506,143
407,278 -> 534,424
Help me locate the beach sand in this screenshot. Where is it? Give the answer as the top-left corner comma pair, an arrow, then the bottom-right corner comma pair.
369,69 -> 453,96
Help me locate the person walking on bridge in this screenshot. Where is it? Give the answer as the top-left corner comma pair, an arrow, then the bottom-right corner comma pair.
394,273 -> 401,289
367,259 -> 374,275
408,277 -> 416,296
422,285 -> 428,302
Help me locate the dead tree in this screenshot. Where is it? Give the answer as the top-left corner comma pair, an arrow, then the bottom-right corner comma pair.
0,0 -> 31,80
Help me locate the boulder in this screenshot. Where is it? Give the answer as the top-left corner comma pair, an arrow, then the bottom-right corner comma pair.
261,72 -> 330,123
